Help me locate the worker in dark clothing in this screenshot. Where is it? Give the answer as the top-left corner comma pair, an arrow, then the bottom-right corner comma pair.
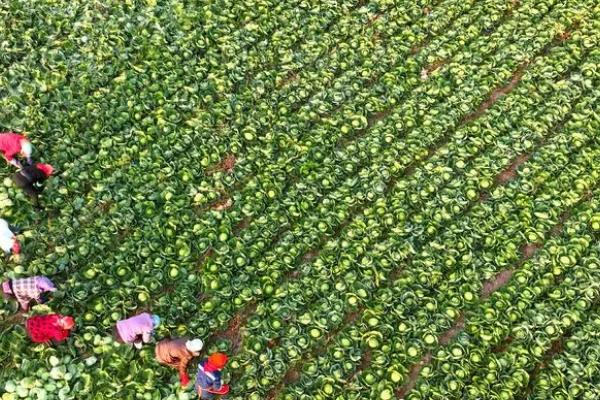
12,163 -> 53,205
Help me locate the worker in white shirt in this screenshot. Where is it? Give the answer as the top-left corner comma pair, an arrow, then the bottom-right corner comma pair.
0,219 -> 20,255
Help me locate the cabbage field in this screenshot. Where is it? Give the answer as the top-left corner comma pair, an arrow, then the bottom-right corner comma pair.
1,0 -> 600,399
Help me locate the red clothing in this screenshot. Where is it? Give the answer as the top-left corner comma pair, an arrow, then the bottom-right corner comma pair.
26,314 -> 72,343
0,133 -> 25,161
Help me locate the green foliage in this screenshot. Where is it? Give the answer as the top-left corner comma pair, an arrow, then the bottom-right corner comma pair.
1,0 -> 599,399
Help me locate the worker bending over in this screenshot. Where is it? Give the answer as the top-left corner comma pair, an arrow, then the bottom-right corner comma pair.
155,337 -> 204,386
0,132 -> 32,168
115,313 -> 161,349
26,314 -> 75,344
196,352 -> 230,398
2,275 -> 56,311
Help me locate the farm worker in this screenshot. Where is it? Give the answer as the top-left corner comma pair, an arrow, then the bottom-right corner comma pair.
25,314 -> 75,344
196,352 -> 230,399
115,313 -> 161,349
12,163 -> 54,204
155,338 -> 204,386
0,218 -> 20,255
0,132 -> 32,168
2,276 -> 56,311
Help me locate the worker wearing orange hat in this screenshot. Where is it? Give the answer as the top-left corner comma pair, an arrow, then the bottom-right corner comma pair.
25,314 -> 75,344
12,163 -> 54,206
195,352 -> 230,398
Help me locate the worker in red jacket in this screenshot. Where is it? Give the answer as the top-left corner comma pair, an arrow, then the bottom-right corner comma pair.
25,314 -> 75,344
0,132 -> 33,168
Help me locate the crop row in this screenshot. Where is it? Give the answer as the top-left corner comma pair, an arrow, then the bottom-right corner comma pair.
16,0 -> 509,324
194,0 -> 590,337
223,13 -> 600,400
273,79 -> 600,399
270,50 -> 600,400
526,305 -> 600,400
411,198 -> 600,399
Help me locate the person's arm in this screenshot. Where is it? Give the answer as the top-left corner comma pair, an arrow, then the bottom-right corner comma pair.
142,330 -> 152,343
19,300 -> 30,312
7,157 -> 21,168
37,277 -> 56,290
177,352 -> 193,386
36,277 -> 56,294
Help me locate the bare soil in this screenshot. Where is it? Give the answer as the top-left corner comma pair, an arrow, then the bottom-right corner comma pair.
265,368 -> 301,400
98,200 -> 113,213
218,154 -> 236,173
323,309 -> 362,345
421,59 -> 447,80
302,249 -> 320,263
368,110 -> 389,126
198,248 -> 214,267
396,352 -> 432,399
209,302 -> 257,354
345,349 -> 373,383
211,197 -> 233,211
207,154 -> 236,175
277,71 -> 299,89
463,63 -> 528,124
551,210 -> 571,236
233,217 -> 250,235
439,314 -> 465,346
481,269 -> 514,299
522,242 -> 542,259
496,154 -> 531,185
367,13 -> 382,27
492,336 -> 514,353
284,269 -> 300,280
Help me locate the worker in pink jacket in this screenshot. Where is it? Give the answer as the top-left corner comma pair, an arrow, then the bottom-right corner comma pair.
0,132 -> 33,168
115,313 -> 161,349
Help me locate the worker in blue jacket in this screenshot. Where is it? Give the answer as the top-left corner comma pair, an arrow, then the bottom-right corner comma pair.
196,352 -> 229,398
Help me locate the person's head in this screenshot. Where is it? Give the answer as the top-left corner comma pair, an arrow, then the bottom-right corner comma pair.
207,352 -> 228,370
58,315 -> 75,330
151,314 -> 161,329
185,339 -> 204,356
35,163 -> 54,177
2,280 -> 14,300
20,139 -> 32,163
11,239 -> 20,255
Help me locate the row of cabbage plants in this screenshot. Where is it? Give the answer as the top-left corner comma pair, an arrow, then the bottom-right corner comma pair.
527,307 -> 600,400
412,196 -> 600,399
199,0 -> 584,352
276,76 -> 600,400
25,0 -> 508,336
276,36 -> 590,398
2,0 -> 598,399
190,0 -> 503,252
226,10 -> 600,399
